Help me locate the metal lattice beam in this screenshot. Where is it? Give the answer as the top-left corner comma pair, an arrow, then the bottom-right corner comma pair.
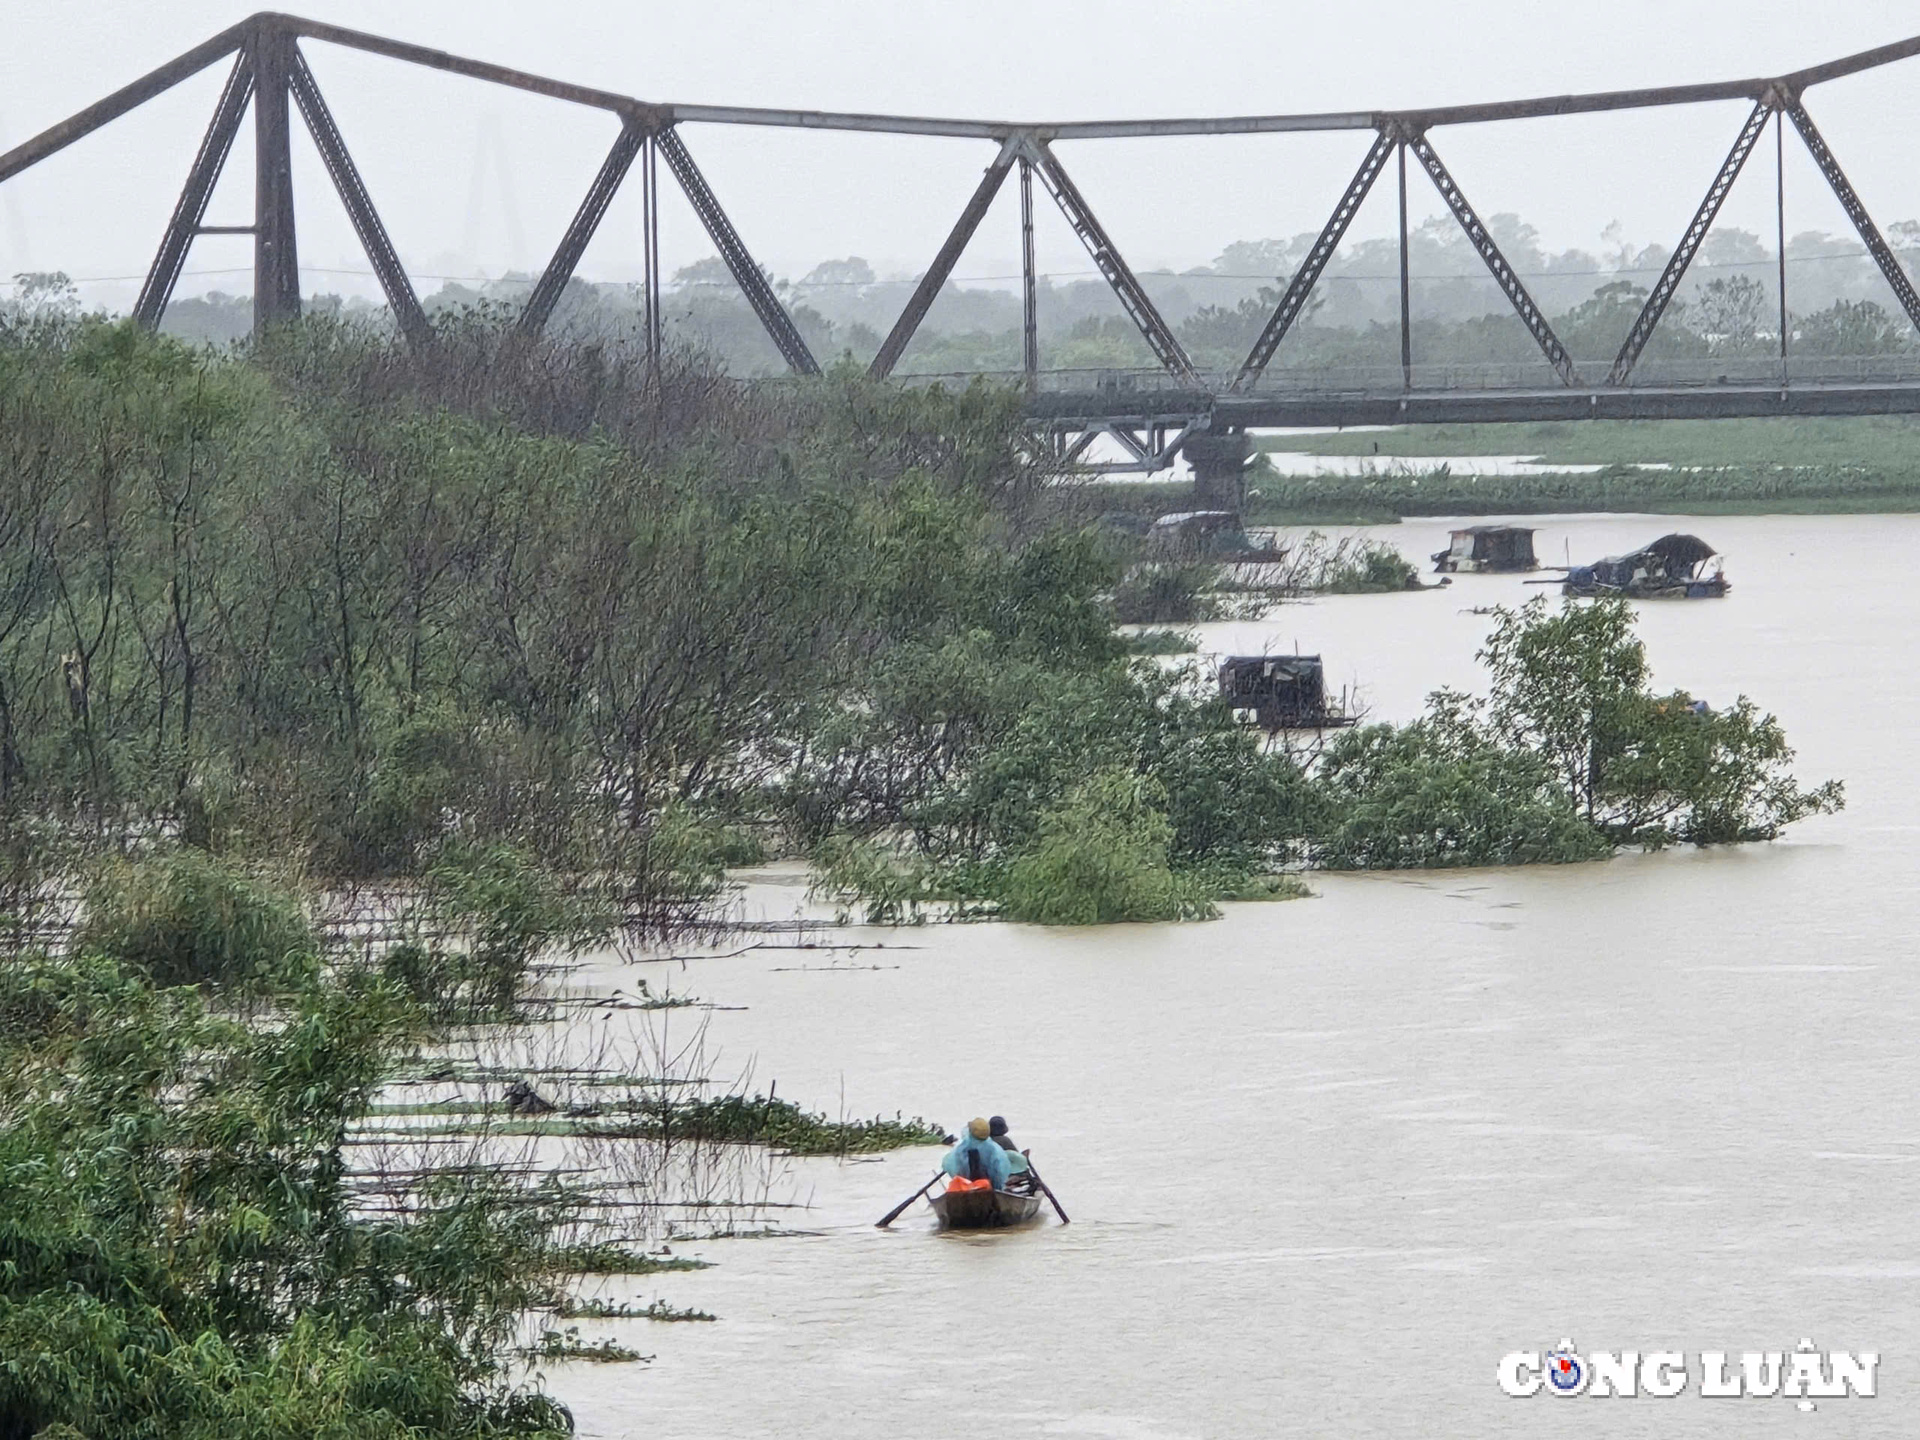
1608,100 -> 1772,385
133,53 -> 254,331
252,22 -> 301,333
1027,140 -> 1198,385
654,125 -> 818,375
520,120 -> 645,337
1020,158 -> 1038,381
1234,130 -> 1397,391
0,25 -> 247,184
870,140 -> 1017,379
288,50 -> 430,345
13,19 -> 1920,173
1407,131 -> 1576,385
1784,99 -> 1920,334
641,135 -> 661,364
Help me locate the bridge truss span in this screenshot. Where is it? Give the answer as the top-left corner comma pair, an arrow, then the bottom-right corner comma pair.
8,14 -> 1920,470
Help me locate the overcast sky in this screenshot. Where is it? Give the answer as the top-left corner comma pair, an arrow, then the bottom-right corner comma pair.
5,0 -> 1920,308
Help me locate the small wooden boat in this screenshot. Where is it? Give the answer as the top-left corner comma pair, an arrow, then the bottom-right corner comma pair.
928,1184 -> 1045,1230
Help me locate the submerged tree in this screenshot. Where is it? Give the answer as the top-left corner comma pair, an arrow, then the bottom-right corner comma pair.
1315,597 -> 1843,869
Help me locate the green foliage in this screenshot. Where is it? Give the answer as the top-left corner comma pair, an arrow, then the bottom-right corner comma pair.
522,1326 -> 647,1362
599,1093 -> 948,1155
0,320 -> 1075,921
1310,602 -> 1841,866
1252,415 -> 1920,518
1213,872 -> 1314,902
0,809 -> 77,956
327,708 -> 475,875
1796,298 -> 1907,356
1000,769 -> 1218,924
1318,540 -> 1420,593
74,849 -> 317,990
1122,628 -> 1200,656
407,843 -> 612,1016
1313,693 -> 1612,869
547,1245 -> 709,1276
0,950 -> 571,1438
1480,597 -> 1843,843
808,835 -> 947,925
1480,597 -> 1649,823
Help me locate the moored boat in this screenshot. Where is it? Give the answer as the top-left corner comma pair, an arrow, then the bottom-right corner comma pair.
1560,532 -> 1729,599
928,1184 -> 1045,1230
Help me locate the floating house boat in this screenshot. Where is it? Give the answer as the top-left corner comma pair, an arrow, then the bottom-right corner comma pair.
1562,533 -> 1729,599
1431,524 -> 1538,573
1219,654 -> 1356,731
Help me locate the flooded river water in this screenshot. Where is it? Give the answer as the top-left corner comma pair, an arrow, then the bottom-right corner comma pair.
551,513 -> 1919,1438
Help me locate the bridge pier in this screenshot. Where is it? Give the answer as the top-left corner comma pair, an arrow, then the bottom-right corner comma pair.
1183,431 -> 1252,513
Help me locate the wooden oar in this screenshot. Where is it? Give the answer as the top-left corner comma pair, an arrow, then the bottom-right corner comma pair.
1024,1161 -> 1070,1224
875,1172 -> 942,1228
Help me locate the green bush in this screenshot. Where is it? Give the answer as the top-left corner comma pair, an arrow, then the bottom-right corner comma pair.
1000,769 -> 1217,924
325,709 -> 474,875
413,843 -> 611,1015
1321,541 -> 1420,593
1309,602 -> 1844,866
808,835 -> 947,924
1312,698 -> 1611,869
1480,597 -> 1843,843
74,850 -> 316,990
0,950 -> 571,1439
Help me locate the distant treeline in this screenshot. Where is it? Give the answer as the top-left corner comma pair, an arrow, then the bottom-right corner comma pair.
36,210 -> 1913,374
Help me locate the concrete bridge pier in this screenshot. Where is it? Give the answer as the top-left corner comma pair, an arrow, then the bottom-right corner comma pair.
1183,430 -> 1252,513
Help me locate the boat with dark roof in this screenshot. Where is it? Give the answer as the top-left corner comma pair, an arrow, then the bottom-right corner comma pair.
1559,533 -> 1729,598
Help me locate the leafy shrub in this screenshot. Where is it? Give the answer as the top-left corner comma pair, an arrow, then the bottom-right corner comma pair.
1123,627 -> 1200,655
1320,540 -> 1419,593
411,843 -> 612,1015
1309,602 -> 1843,866
1000,769 -> 1217,924
74,849 -> 316,990
326,709 -> 474,875
1312,696 -> 1610,869
611,1093 -> 947,1155
808,836 -> 946,924
0,951 -> 572,1438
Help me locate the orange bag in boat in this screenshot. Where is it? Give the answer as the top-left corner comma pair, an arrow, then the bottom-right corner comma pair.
946,1176 -> 991,1192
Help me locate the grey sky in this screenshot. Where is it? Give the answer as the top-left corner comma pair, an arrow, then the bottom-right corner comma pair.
5,0 -> 1920,309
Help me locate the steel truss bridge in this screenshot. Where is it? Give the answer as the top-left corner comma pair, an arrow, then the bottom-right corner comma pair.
8,14 -> 1920,495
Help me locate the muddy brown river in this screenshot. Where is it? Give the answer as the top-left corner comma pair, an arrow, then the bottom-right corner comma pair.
550,513 -> 1918,1438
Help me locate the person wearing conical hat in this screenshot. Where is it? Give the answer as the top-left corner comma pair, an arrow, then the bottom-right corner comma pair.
940,1116 -> 1011,1189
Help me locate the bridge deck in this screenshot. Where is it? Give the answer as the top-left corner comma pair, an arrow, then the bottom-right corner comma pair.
1025,379 -> 1920,430
990,358 -> 1920,432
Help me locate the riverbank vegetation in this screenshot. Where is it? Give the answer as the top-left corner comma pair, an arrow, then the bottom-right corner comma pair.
1245,416 -> 1920,520
0,941 -> 579,1437
1313,599 -> 1841,867
0,847 -> 942,1434
810,592 -> 1841,901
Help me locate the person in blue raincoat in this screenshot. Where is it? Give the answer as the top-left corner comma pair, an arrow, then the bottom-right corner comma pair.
941,1116 -> 1011,1189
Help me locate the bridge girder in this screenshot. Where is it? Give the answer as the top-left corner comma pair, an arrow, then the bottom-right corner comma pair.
8,10 -> 1920,444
